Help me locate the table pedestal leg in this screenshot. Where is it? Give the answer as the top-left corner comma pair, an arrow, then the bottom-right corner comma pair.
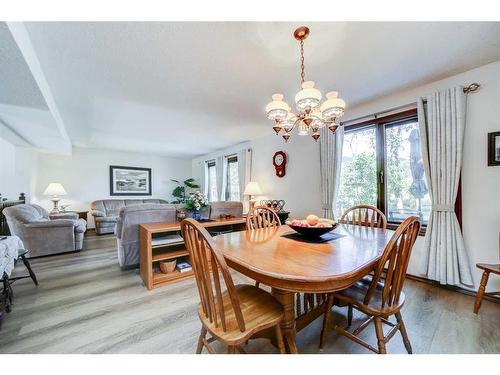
272,288 -> 298,354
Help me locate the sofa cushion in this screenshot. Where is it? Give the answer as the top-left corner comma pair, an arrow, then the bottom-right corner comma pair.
95,215 -> 119,223
91,199 -> 169,217
102,200 -> 126,216
3,204 -> 48,224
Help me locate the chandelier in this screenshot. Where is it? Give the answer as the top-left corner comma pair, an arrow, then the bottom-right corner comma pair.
265,26 -> 346,142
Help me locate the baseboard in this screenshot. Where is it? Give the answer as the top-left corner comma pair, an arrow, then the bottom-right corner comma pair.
406,274 -> 500,305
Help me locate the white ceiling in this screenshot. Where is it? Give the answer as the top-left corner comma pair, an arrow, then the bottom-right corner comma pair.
2,22 -> 500,157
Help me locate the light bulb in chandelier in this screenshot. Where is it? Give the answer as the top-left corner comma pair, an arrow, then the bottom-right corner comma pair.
280,112 -> 296,133
295,81 -> 322,111
320,91 -> 346,119
297,122 -> 309,136
266,93 -> 290,121
312,131 -> 320,142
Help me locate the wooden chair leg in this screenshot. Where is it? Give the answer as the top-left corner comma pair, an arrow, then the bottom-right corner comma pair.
227,345 -> 236,354
319,294 -> 334,350
474,271 -> 490,314
373,317 -> 387,354
395,312 -> 412,354
196,326 -> 207,354
275,324 -> 286,354
347,304 -> 353,327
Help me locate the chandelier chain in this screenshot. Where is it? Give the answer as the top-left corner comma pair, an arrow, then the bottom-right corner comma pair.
300,40 -> 305,84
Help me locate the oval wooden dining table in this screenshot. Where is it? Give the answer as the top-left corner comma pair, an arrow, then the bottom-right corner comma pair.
213,224 -> 395,353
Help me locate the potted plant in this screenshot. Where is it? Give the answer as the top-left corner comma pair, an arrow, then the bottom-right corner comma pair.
184,191 -> 208,221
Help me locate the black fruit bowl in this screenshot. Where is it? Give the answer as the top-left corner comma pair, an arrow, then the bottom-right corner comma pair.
288,223 -> 337,238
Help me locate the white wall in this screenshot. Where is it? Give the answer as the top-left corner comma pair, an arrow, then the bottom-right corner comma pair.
192,137 -> 322,219
193,59 -> 500,292
0,137 -> 37,201
35,147 -> 192,228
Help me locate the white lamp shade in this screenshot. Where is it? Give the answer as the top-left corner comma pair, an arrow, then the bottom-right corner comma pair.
320,91 -> 346,119
265,93 -> 290,121
243,181 -> 263,196
295,81 -> 322,110
43,183 -> 67,196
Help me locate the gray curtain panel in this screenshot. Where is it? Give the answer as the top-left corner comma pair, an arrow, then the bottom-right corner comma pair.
417,87 -> 473,287
319,126 -> 344,219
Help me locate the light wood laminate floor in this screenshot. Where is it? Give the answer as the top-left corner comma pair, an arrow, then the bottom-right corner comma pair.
1,234 -> 499,354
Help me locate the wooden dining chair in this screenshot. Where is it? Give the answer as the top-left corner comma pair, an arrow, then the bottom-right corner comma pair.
473,232 -> 500,314
246,205 -> 281,231
181,218 -> 286,354
339,205 -> 387,229
338,205 -> 387,326
246,205 -> 281,288
319,216 -> 421,354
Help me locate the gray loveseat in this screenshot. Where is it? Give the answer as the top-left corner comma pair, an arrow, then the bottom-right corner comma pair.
115,204 -> 177,268
3,204 -> 87,257
91,199 -> 168,234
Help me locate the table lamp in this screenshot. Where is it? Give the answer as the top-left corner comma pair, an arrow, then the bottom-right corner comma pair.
243,181 -> 263,211
43,183 -> 67,213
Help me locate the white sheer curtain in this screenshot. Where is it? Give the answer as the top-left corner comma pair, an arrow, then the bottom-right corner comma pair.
215,156 -> 225,201
238,148 -> 252,202
319,126 -> 344,219
417,87 -> 473,287
200,161 -> 208,196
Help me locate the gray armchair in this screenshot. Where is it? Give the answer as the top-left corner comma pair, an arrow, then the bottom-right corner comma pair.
3,204 -> 87,257
91,199 -> 168,234
115,204 -> 177,268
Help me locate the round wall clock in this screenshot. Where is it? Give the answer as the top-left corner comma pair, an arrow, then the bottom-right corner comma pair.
273,151 -> 287,178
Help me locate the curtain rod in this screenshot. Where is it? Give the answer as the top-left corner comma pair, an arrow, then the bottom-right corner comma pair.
340,82 -> 480,126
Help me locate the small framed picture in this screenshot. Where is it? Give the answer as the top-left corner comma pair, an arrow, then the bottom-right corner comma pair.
488,131 -> 500,166
110,166 -> 152,196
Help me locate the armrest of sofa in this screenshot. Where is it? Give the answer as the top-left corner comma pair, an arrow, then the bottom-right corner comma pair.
26,220 -> 75,228
91,209 -> 106,217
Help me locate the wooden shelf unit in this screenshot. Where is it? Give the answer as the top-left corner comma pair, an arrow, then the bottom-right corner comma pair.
139,217 -> 246,290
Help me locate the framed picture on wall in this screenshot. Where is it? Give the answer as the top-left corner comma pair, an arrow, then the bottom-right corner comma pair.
488,131 -> 500,166
109,166 -> 152,196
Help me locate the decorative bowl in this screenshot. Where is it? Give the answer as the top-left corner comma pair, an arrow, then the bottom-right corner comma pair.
288,223 -> 337,238
159,259 -> 177,274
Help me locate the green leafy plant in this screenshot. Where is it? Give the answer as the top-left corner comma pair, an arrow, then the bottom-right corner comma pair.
170,178 -> 200,204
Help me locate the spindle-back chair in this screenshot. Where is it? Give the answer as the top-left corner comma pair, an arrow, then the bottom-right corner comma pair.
320,216 -> 421,354
339,205 -> 387,229
246,205 -> 281,230
181,218 -> 285,354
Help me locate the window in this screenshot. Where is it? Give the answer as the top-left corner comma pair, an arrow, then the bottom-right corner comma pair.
225,156 -> 240,201
207,160 -> 218,202
336,109 -> 435,227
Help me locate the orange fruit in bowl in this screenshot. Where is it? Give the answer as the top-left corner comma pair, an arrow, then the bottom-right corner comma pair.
306,214 -> 319,226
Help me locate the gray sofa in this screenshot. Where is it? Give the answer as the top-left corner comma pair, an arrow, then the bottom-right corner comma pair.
115,204 -> 177,268
3,204 -> 87,257
91,199 -> 168,234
